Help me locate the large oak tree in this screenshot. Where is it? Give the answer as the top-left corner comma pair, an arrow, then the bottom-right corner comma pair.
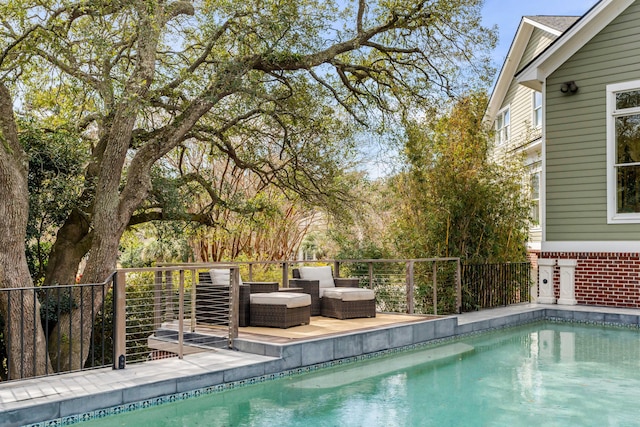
0,0 -> 495,378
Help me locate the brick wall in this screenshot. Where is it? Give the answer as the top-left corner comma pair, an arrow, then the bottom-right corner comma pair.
527,250 -> 540,270
540,252 -> 640,308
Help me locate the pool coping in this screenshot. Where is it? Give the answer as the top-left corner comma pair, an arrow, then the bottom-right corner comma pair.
3,303 -> 640,427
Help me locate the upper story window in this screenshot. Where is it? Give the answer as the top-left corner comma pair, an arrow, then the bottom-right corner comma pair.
530,171 -> 541,227
607,80 -> 640,223
533,91 -> 542,128
495,107 -> 510,145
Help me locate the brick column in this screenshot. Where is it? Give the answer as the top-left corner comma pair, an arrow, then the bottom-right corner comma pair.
538,258 -> 556,304
557,259 -> 578,305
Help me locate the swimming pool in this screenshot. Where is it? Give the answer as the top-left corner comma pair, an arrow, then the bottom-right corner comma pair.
78,321 -> 640,426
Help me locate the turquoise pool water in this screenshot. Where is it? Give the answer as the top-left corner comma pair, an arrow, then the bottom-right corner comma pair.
81,322 -> 640,427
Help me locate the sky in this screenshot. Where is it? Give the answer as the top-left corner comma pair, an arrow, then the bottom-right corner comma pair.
481,0 -> 600,68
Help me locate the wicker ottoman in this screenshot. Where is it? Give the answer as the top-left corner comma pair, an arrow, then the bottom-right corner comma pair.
321,288 -> 376,319
249,292 -> 311,328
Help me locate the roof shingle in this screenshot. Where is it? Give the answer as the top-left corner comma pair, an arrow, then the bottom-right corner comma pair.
524,15 -> 580,33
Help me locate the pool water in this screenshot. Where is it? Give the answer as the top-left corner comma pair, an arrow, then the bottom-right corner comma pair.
81,322 -> 640,427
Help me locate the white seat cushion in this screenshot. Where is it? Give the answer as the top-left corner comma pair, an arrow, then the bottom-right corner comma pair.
322,288 -> 375,301
209,268 -> 243,286
298,266 -> 335,289
250,292 -> 311,308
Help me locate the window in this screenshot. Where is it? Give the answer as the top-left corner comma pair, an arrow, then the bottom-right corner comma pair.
533,91 -> 542,128
607,81 -> 640,223
495,107 -> 510,145
530,171 -> 541,227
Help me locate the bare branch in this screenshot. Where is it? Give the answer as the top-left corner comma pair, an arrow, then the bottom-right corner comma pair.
0,23 -> 43,68
357,0 -> 365,34
307,69 -> 367,126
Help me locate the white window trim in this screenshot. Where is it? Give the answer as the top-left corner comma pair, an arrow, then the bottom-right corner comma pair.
606,80 -> 640,224
532,91 -> 542,129
495,105 -> 510,145
530,168 -> 542,231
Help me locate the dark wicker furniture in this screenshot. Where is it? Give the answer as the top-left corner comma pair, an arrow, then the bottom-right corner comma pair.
247,282 -> 279,293
196,272 -> 278,327
320,296 -> 376,319
286,279 -> 320,315
291,267 -> 376,319
249,292 -> 311,328
195,282 -> 251,327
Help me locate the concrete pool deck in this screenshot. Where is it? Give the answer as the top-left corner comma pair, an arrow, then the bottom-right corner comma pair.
3,303 -> 640,426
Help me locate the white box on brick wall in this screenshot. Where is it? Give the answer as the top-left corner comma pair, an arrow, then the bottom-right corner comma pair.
557,259 -> 578,306
538,258 -> 556,304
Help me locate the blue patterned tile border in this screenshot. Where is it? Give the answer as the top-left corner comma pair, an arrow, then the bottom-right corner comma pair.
25,313 -> 640,427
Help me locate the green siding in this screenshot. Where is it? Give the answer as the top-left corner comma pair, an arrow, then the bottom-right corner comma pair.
546,0 -> 640,241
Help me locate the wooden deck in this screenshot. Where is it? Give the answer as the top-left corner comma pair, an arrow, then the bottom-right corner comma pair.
149,313 -> 438,353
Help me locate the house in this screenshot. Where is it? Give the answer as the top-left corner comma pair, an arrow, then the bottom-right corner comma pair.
485,15 -> 580,265
492,0 -> 640,308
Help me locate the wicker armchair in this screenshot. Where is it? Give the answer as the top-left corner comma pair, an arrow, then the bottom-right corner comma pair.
196,271 -> 251,327
196,270 -> 279,327
290,267 -> 375,319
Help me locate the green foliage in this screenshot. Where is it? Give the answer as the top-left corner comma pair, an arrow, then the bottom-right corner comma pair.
391,92 -> 530,263
119,223 -> 193,268
19,119 -> 87,283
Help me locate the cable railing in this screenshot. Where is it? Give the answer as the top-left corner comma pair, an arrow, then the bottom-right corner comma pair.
0,259 -> 530,382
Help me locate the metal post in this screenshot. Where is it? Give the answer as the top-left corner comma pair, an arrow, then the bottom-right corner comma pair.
190,268 -> 196,332
164,270 -> 175,321
113,271 -> 127,370
153,270 -> 162,329
178,270 -> 184,359
432,261 -> 438,316
228,267 -> 240,349
368,262 -> 374,290
406,261 -> 414,314
456,259 -> 462,314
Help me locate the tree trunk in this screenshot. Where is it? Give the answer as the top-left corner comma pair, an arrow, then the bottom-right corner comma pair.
0,83 -> 51,379
47,4 -> 165,371
45,208 -> 92,286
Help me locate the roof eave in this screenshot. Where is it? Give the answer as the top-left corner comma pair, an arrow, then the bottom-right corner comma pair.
516,0 -> 633,86
484,15 -> 576,125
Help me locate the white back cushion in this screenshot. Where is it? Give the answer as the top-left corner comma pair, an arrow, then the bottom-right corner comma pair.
298,266 -> 335,289
209,268 -> 243,286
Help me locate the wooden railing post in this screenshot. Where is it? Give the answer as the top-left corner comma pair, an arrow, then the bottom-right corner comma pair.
432,261 -> 438,316
113,271 -> 126,370
282,262 -> 289,288
228,267 -> 240,349
334,260 -> 340,278
368,262 -> 374,290
248,262 -> 254,281
406,261 -> 414,314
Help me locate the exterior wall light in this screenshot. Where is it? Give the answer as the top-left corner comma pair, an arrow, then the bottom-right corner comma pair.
560,81 -> 579,94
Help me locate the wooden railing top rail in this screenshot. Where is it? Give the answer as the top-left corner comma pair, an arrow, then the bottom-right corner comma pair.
155,258 -> 461,268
